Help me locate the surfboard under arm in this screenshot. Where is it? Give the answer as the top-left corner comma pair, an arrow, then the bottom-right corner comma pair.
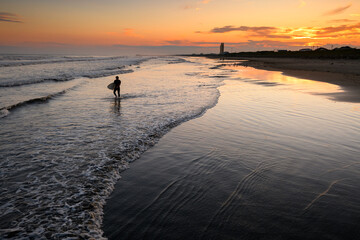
107,83 -> 115,90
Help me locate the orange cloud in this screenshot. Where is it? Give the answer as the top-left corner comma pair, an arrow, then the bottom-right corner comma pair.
123,28 -> 142,38
196,22 -> 360,46
316,23 -> 360,35
328,19 -> 357,23
323,4 -> 352,16
209,25 -> 277,33
165,40 -> 191,45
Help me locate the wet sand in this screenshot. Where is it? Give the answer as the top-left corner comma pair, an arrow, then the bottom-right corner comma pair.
235,58 -> 360,102
102,62 -> 360,239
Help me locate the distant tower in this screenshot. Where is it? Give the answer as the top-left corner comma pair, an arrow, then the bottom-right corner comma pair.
220,43 -> 224,55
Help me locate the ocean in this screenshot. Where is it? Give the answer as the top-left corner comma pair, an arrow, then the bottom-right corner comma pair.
0,55 -> 225,239
103,61 -> 360,240
1,55 -> 360,240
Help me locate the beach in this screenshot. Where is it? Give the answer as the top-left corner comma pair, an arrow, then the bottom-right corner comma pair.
1,55 -> 360,239
3,1 -> 360,239
0,56 -> 223,238
235,58 -> 360,102
102,58 -> 360,239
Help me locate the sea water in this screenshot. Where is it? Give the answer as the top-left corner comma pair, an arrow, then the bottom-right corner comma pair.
2,55 -> 360,239
0,55 -> 225,239
103,60 -> 360,240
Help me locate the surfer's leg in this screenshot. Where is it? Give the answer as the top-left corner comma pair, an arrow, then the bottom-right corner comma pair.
117,89 -> 120,98
113,89 -> 117,97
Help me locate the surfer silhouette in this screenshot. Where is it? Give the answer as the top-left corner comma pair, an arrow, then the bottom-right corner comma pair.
113,76 -> 121,98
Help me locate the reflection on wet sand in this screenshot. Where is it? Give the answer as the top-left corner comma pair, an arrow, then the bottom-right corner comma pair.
113,98 -> 121,114
227,64 -> 341,94
103,59 -> 360,240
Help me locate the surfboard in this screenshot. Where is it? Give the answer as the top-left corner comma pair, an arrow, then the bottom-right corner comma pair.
107,83 -> 115,90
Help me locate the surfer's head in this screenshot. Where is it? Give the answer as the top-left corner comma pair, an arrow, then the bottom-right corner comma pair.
116,76 -> 119,80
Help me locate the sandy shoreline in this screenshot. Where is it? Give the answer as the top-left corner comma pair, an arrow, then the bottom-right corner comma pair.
102,68 -> 360,239
224,57 -> 360,102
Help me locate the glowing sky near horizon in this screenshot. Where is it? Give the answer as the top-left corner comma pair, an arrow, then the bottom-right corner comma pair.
1,0 -> 360,53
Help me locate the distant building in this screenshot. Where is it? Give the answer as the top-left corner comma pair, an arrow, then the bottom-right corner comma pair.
220,43 -> 224,55
299,48 -> 312,52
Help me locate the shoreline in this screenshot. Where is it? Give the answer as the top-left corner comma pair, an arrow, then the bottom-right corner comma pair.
223,57 -> 360,102
102,66 -> 360,239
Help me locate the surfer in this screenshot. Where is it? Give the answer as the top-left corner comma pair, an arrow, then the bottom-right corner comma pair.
113,76 -> 121,98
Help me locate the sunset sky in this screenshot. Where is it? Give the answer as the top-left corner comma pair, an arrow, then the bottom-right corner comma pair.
1,0 -> 360,54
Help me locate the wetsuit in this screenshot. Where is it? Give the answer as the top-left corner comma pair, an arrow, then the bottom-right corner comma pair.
114,79 -> 121,97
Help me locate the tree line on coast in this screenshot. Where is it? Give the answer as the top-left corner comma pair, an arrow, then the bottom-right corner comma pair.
187,46 -> 360,59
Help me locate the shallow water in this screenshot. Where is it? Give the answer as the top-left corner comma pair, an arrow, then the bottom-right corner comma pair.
103,61 -> 360,240
0,56 -> 225,238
